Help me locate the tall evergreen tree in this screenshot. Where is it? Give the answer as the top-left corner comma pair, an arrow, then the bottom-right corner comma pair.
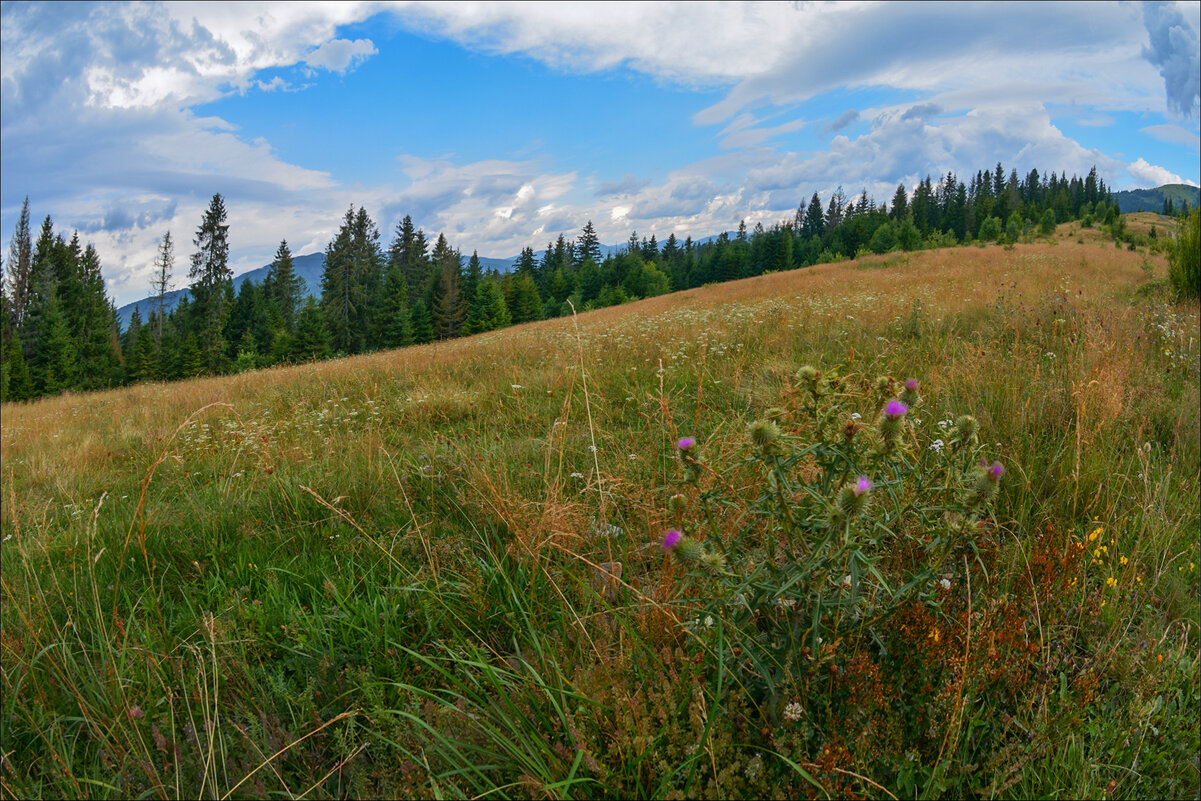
291,297 -> 330,361
151,231 -> 174,348
264,239 -> 303,332
188,194 -> 233,373
429,234 -> 464,340
5,197 -> 33,334
576,220 -> 602,266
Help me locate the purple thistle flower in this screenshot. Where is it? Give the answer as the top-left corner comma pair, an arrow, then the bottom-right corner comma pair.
676,437 -> 695,451
904,379 -> 919,392
853,476 -> 872,497
989,461 -> 1004,481
663,529 -> 683,550
884,399 -> 908,419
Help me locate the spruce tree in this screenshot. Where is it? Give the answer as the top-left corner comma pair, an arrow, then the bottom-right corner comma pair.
2,335 -> 32,402
429,234 -> 463,340
410,299 -> 434,344
5,197 -> 32,333
188,194 -> 232,373
508,272 -> 542,324
292,297 -> 330,361
264,239 -> 303,331
576,220 -> 602,266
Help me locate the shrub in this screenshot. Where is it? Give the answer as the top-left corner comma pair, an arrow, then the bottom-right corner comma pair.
1168,208 -> 1200,299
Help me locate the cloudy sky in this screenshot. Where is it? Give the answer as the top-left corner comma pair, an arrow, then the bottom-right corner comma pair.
2,1 -> 1199,306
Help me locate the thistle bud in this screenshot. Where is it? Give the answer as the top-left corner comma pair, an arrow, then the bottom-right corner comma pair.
682,462 -> 702,485
670,535 -> 705,567
951,415 -> 978,451
964,460 -> 1003,509
836,475 -> 872,519
765,406 -> 788,423
877,399 -> 908,452
749,419 -> 781,452
900,378 -> 920,408
874,375 -> 895,397
668,493 -> 687,514
700,549 -> 729,576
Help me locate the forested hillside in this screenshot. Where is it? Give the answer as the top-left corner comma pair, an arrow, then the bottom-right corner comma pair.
1,164 -> 1158,403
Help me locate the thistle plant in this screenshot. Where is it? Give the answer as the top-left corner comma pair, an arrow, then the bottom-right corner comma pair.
662,365 -> 1005,723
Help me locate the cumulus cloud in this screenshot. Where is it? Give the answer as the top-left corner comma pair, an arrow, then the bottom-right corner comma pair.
1126,157 -> 1198,187
1142,1 -> 1201,117
303,38 -> 377,73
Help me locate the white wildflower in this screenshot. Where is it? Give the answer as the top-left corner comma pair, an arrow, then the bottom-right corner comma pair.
783,701 -> 804,722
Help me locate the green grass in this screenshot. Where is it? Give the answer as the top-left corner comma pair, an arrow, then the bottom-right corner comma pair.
2,241 -> 1198,799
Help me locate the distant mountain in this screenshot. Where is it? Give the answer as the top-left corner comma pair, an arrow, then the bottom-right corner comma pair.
1113,183 -> 1199,214
116,252 -> 325,330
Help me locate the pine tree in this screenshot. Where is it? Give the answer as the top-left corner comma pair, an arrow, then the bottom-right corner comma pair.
264,239 -> 303,333
34,293 -> 75,395
151,231 -> 174,348
410,299 -> 434,344
508,272 -> 542,324
2,333 -> 32,401
429,234 -> 464,340
802,192 -> 825,239
464,278 -> 511,334
890,183 -> 909,221
291,297 -> 330,361
131,324 -> 159,382
379,264 -> 414,349
576,220 -> 602,266
76,244 -> 122,390
188,194 -> 232,373
5,196 -> 32,333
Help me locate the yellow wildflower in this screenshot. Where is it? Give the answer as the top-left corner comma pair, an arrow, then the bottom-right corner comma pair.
1106,576 -> 1117,587
1088,527 -> 1102,542
1120,555 -> 1128,566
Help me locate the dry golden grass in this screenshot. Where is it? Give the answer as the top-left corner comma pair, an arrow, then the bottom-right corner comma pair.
0,240 -> 1157,490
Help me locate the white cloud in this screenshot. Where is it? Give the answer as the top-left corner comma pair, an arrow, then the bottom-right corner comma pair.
303,38 -> 377,73
1126,157 -> 1198,188
1139,123 -> 1201,146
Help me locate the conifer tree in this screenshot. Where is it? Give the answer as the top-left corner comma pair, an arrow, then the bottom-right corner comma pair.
291,297 -> 330,361
576,220 -> 602,267
379,263 -> 413,349
188,194 -> 233,374
263,239 -> 303,331
5,197 -> 32,333
151,231 -> 174,347
33,293 -> 75,394
508,272 -> 542,324
410,299 -> 434,344
463,278 -> 511,334
429,234 -> 464,340
2,335 -> 32,402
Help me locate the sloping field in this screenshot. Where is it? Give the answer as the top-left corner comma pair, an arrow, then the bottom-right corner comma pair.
2,238 -> 1198,799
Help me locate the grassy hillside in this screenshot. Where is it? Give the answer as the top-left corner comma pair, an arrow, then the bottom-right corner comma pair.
1113,183 -> 1200,214
2,232 -> 1198,799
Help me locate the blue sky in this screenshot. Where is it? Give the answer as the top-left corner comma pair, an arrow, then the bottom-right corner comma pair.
2,1 -> 1199,306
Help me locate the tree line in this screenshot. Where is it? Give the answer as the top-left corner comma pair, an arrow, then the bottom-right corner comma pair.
1,163 -> 1140,402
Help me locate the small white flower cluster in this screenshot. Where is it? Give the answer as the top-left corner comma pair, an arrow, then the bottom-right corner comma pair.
937,418 -> 954,430
783,701 -> 804,722
929,439 -> 945,453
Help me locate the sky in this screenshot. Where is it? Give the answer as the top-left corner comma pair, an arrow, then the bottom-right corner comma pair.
2,1 -> 1199,307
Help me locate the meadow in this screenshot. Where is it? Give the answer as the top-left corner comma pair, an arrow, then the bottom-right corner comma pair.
2,221 -> 1198,799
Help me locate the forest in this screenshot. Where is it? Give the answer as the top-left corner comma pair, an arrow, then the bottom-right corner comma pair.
0,165 -> 1137,402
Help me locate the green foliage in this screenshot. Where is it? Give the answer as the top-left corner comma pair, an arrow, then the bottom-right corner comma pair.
979,216 -> 1002,242
1168,208 -> 1200,299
